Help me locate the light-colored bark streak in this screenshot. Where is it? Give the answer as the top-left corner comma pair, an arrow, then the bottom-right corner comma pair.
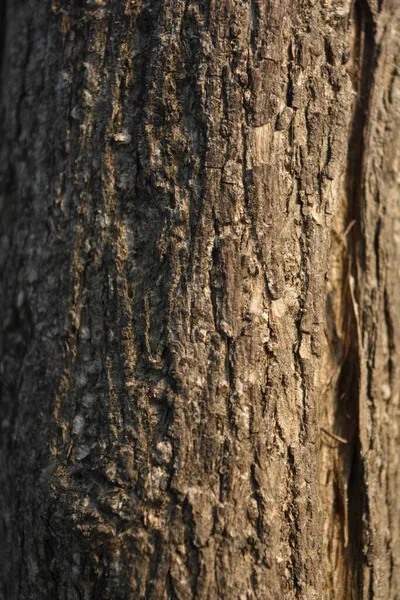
1,0 -> 400,599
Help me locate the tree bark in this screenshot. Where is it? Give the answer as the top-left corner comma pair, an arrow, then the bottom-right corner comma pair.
1,0 -> 400,598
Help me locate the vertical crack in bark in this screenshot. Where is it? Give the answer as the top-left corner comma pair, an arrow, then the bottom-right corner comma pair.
0,0 -> 7,87
321,0 -> 377,595
346,0 -> 376,594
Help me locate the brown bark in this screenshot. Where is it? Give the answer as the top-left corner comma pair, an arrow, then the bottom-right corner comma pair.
1,0 -> 400,598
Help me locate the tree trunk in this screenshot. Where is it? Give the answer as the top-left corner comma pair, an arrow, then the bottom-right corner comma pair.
1,0 -> 400,598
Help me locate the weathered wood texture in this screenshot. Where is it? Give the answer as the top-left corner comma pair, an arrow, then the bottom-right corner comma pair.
1,0 -> 400,598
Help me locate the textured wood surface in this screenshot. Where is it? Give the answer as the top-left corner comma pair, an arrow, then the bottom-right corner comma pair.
1,0 -> 400,598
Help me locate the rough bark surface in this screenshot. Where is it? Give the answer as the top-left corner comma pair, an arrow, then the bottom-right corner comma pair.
1,0 -> 400,598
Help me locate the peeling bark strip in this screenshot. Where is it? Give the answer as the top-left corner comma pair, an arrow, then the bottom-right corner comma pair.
1,0 -> 400,598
